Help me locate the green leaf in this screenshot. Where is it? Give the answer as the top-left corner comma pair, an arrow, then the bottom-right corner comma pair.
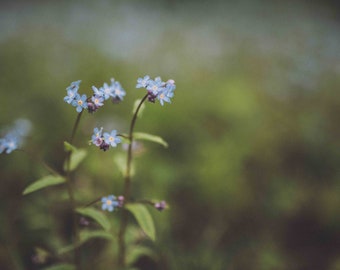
57,244 -> 78,255
23,175 -> 65,195
125,203 -> 156,241
43,264 -> 75,270
63,141 -> 77,152
58,230 -> 113,255
133,99 -> 145,117
126,245 -> 156,266
79,230 -> 114,242
133,132 -> 168,148
63,149 -> 87,172
75,207 -> 111,231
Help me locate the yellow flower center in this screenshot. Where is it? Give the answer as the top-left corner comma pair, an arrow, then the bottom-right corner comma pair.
78,100 -> 83,106
106,200 -> 112,205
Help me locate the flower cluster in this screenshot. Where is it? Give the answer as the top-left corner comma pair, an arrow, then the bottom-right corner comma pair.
101,195 -> 124,212
91,127 -> 121,151
136,76 -> 176,105
0,119 -> 31,154
64,79 -> 126,113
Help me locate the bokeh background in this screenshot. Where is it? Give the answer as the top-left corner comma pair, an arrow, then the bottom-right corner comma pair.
0,0 -> 339,269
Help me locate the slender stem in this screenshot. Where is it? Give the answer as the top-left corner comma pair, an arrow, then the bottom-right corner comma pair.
118,94 -> 148,268
65,111 -> 83,268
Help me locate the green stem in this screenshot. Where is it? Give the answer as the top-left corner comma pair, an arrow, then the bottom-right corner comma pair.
117,94 -> 148,268
65,111 -> 83,268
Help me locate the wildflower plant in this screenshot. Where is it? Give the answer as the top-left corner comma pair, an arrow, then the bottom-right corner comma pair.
7,75 -> 177,269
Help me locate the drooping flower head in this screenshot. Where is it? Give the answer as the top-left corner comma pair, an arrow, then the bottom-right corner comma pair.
101,195 -> 120,212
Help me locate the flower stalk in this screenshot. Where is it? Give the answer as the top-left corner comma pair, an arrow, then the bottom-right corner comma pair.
65,111 -> 83,268
117,93 -> 148,268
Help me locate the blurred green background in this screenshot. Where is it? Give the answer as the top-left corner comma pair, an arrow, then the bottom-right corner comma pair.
0,0 -> 339,269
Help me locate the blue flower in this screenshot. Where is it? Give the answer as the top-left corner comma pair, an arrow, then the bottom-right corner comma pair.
66,80 -> 81,91
102,82 -> 115,100
91,127 -> 103,146
91,95 -> 104,107
147,77 -> 165,95
64,80 -> 81,104
92,86 -> 104,98
0,132 -> 20,154
0,119 -> 31,154
103,130 -> 121,147
71,94 -> 88,113
3,134 -> 20,154
157,89 -> 172,106
136,75 -> 150,88
166,79 -> 176,93
111,81 -> 126,101
101,195 -> 119,212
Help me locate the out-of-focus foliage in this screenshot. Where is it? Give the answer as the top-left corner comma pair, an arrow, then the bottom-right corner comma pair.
0,0 -> 339,269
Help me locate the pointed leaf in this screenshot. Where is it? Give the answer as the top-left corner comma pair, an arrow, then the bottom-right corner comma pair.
23,175 -> 65,195
43,264 -> 75,270
63,149 -> 87,172
63,141 -> 77,152
58,230 -> 113,255
126,245 -> 156,266
79,230 -> 114,242
75,207 -> 111,231
133,132 -> 168,148
125,203 -> 156,241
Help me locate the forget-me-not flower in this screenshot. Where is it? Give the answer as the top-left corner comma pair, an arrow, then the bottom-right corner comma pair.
147,77 -> 165,95
91,95 -> 104,108
72,94 -> 88,113
91,127 -> 103,146
102,82 -> 115,100
64,80 -> 81,104
0,118 -> 32,154
101,195 -> 119,212
111,81 -> 126,101
136,75 -> 151,88
136,75 -> 176,105
103,130 -> 121,147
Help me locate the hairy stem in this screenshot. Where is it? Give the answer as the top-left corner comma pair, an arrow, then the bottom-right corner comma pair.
118,94 -> 148,268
